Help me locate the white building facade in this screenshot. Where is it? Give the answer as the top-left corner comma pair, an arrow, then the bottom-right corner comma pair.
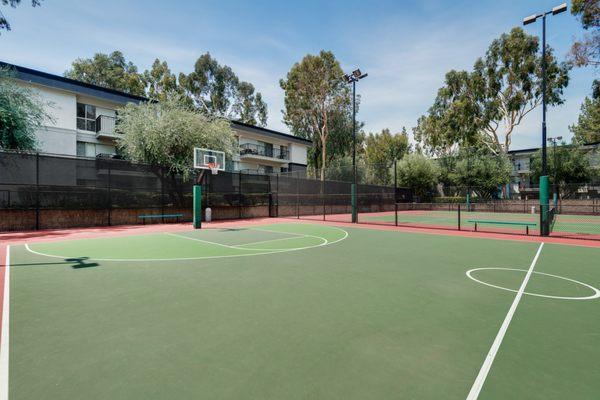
4,62 -> 310,174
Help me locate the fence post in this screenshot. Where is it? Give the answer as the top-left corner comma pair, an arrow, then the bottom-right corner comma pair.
35,152 -> 40,230
296,173 -> 300,219
458,203 -> 461,231
393,160 -> 398,226
238,171 -> 242,219
351,183 -> 357,223
160,169 -> 165,223
322,179 -> 325,221
275,173 -> 279,217
107,162 -> 112,226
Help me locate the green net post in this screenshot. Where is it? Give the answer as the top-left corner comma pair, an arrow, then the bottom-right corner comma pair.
193,185 -> 202,229
351,183 -> 357,223
539,175 -> 549,236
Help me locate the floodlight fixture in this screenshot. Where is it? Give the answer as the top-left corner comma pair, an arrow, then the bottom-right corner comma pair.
552,3 -> 567,15
523,14 -> 539,25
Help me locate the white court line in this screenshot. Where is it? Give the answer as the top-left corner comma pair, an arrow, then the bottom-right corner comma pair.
0,246 -> 10,400
163,232 -> 244,250
234,235 -> 310,247
247,228 -> 308,237
164,231 -> 322,250
23,227 -> 349,262
164,231 -> 328,252
466,267 -> 600,301
466,242 -> 544,400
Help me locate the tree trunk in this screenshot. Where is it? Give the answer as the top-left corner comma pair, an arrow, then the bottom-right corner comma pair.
321,136 -> 327,181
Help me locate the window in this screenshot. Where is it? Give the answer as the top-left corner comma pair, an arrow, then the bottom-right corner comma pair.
77,103 -> 96,132
259,141 -> 273,157
76,141 -> 96,157
76,142 -> 86,157
279,145 -> 288,159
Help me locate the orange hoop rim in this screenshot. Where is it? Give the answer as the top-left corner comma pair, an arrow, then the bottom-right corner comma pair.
207,162 -> 220,174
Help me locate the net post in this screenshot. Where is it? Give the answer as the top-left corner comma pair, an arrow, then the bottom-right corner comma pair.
457,203 -> 461,230
540,175 -> 549,236
351,183 -> 357,223
395,202 -> 398,226
193,185 -> 202,229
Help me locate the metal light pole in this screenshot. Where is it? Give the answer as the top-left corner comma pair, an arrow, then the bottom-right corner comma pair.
523,2 -> 567,235
344,69 -> 368,223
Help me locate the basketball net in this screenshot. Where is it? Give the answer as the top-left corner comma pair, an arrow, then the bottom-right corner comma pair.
207,162 -> 220,175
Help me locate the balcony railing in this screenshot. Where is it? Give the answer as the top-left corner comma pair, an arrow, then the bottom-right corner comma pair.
95,115 -> 119,139
239,143 -> 289,160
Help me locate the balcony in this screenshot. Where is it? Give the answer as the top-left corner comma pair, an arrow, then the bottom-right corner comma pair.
95,115 -> 120,140
239,143 -> 289,161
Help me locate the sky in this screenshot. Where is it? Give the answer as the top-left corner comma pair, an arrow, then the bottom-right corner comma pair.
0,0 -> 596,150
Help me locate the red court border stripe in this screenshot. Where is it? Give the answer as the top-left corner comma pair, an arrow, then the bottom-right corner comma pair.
1,218 -> 599,249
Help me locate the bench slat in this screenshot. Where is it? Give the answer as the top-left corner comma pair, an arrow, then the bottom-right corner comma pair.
467,220 -> 536,226
138,214 -> 184,219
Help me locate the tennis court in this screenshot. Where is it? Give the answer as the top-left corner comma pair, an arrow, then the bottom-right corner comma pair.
1,220 -> 600,399
294,205 -> 600,240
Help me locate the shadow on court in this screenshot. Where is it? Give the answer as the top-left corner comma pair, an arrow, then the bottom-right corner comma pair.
11,257 -> 99,269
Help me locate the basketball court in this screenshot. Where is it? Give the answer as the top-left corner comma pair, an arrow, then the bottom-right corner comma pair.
1,219 -> 599,399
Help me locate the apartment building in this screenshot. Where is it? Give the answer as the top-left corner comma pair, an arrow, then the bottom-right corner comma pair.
2,62 -> 310,174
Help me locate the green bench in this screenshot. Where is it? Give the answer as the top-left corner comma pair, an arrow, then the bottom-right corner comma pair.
468,219 -> 537,235
138,213 -> 184,224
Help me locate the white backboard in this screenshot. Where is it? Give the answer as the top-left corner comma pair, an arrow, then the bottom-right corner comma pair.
194,148 -> 225,170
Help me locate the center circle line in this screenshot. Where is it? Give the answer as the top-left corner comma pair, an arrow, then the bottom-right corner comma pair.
466,267 -> 600,301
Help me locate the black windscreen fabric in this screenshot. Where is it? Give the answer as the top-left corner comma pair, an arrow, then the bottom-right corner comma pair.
0,152 -> 37,185
0,151 -> 413,230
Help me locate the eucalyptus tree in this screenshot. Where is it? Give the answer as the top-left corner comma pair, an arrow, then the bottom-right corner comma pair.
414,28 -> 569,155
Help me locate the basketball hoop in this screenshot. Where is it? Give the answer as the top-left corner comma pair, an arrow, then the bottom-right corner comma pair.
207,162 -> 220,175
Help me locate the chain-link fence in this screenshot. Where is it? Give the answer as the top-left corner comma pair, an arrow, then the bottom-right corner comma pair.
2,151 -> 598,241
0,151 -> 196,230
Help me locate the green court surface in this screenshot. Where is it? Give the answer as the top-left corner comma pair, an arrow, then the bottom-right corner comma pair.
6,222 -> 600,399
362,209 -> 600,236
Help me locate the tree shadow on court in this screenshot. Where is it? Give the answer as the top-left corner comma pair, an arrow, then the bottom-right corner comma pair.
66,257 -> 99,269
11,257 -> 99,269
